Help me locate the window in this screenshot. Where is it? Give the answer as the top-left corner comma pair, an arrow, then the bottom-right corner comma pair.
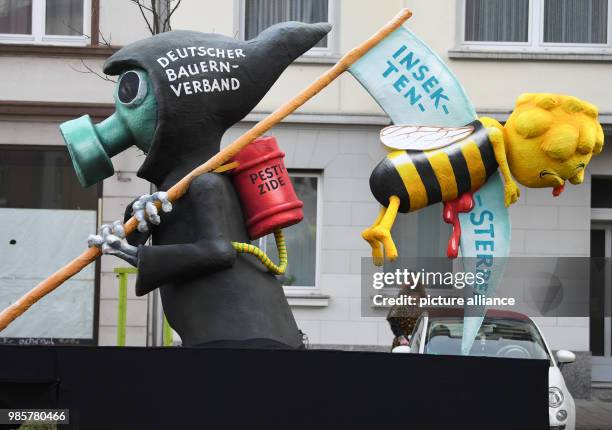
592,177 -> 612,208
544,0 -> 608,44
0,146 -> 99,344
465,0 -> 530,42
0,0 -> 90,45
261,171 -> 321,289
591,176 -> 612,381
460,0 -> 612,53
239,0 -> 338,57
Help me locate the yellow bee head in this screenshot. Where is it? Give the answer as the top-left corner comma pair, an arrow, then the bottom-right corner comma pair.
503,93 -> 604,195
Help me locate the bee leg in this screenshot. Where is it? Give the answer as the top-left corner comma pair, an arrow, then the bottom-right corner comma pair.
371,195 -> 400,262
362,207 -> 386,266
487,126 -> 520,207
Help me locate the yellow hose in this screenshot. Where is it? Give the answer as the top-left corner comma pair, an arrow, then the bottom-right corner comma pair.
231,229 -> 288,275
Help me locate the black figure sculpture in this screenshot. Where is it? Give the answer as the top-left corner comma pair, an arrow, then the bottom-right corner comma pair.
60,22 -> 331,348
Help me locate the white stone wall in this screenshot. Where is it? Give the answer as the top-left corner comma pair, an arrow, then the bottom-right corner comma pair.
170,0 -> 612,118
1,0 -> 609,352
0,114 -> 602,350
0,0 -> 175,347
511,181 -> 592,352
0,0 -> 156,105
222,118 -> 604,351
97,148 -> 151,346
223,120 -> 392,347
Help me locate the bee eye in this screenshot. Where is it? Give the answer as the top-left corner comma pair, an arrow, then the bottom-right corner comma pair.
118,71 -> 147,106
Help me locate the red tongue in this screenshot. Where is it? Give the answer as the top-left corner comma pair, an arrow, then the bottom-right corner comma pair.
553,183 -> 565,197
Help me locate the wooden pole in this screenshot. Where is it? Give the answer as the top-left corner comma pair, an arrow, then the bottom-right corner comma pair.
0,9 -> 412,332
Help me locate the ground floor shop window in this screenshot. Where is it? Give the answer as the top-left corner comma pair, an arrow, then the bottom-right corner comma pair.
0,145 -> 99,344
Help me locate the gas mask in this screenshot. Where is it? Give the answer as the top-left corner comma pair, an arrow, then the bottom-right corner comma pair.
60,69 -> 157,187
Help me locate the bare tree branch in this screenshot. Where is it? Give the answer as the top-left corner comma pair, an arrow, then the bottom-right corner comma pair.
68,0 -> 182,83
163,0 -> 182,31
130,0 -> 155,35
128,0 -> 180,35
59,19 -> 118,82
62,21 -> 91,41
151,0 -> 158,34
129,0 -> 154,13
59,19 -> 115,51
70,59 -> 117,83
98,31 -> 114,49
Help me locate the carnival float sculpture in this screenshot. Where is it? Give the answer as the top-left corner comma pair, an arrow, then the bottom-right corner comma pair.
60,22 -> 333,348
363,94 -> 604,264
0,9 -> 603,353
348,24 -> 604,351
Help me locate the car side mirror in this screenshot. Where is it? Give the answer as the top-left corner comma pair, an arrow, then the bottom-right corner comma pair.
556,350 -> 576,370
392,345 -> 411,353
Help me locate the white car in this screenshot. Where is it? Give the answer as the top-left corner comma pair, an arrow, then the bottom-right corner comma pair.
395,309 -> 576,430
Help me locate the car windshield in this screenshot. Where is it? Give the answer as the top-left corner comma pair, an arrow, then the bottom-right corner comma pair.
424,317 -> 551,361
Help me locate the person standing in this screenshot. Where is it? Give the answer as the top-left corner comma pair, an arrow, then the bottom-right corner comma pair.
387,282 -> 426,350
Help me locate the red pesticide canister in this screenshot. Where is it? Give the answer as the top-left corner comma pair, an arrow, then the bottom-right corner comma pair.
231,136 -> 304,240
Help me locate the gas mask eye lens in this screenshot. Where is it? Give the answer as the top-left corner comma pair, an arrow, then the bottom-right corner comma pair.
118,70 -> 147,106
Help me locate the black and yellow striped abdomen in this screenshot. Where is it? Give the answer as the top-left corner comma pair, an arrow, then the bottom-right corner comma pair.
369,120 -> 498,213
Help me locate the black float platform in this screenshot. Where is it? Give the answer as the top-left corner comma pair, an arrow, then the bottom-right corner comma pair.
0,346 -> 548,429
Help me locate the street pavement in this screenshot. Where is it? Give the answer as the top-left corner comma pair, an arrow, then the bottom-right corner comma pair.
576,399 -> 612,429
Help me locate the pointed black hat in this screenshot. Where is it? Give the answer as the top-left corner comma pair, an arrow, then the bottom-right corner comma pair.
103,22 -> 331,185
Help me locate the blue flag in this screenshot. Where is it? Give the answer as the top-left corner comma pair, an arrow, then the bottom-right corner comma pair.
458,172 -> 511,354
349,25 -> 511,354
349,26 -> 476,126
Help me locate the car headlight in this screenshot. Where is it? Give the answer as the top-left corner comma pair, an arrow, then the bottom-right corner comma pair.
549,387 -> 564,408
556,409 -> 568,421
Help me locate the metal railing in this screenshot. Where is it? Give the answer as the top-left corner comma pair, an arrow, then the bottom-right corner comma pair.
114,267 -> 173,347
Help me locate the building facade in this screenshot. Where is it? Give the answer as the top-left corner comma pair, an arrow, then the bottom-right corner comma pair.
0,0 -> 611,389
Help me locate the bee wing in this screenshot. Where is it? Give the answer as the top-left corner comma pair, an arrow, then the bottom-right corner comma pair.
380,124 -> 475,151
